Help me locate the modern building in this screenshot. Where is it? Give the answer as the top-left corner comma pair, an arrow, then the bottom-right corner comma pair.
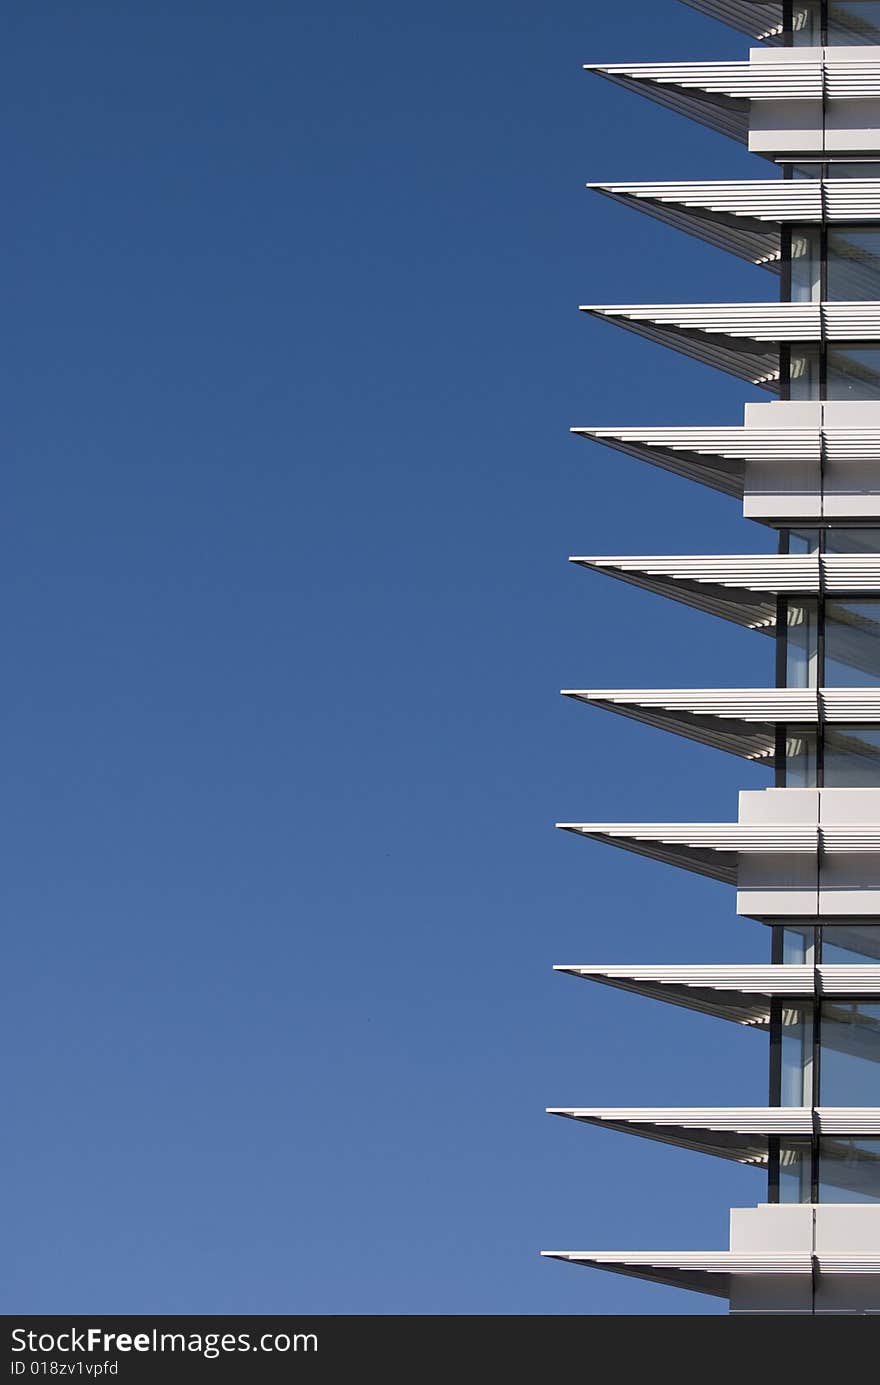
544,0 -> 880,1314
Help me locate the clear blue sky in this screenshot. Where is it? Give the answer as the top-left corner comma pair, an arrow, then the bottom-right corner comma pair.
3,2 -> 783,1315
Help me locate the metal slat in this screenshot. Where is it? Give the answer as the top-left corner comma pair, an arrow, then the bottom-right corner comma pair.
572,555 -> 880,628
582,303 -> 822,339
587,61 -> 824,101
577,426 -> 877,462
589,181 -> 880,268
553,964 -> 880,1028
677,0 -> 784,43
572,424 -> 880,506
586,57 -> 880,149
580,303 -> 832,391
564,688 -> 804,763
557,824 -> 820,850
562,688 -> 880,763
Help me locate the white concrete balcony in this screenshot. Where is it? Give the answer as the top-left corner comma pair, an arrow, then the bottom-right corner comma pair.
544,1204 -> 880,1312
557,820 -> 829,885
572,402 -> 880,520
585,51 -> 880,156
559,787 -> 880,917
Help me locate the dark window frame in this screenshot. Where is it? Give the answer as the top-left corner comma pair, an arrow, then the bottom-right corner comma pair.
769,925 -> 880,1200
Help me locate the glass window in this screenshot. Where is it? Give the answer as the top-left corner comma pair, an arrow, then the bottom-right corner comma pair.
789,528 -> 820,554
825,528 -> 880,554
827,347 -> 880,401
792,163 -> 880,178
829,1 -> 880,44
778,1137 -> 880,1204
827,229 -> 880,301
820,1002 -> 880,1105
826,162 -> 880,177
779,1140 -> 812,1202
790,229 -> 822,302
792,1 -> 823,42
824,726 -> 880,786
784,925 -> 817,965
822,924 -> 880,963
782,1006 -> 813,1106
825,600 -> 880,685
786,601 -> 819,688
789,347 -> 822,400
785,730 -> 818,786
790,347 -> 880,400
820,1138 -> 880,1202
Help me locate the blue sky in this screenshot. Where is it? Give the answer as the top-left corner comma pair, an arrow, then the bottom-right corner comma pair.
3,2 -> 783,1314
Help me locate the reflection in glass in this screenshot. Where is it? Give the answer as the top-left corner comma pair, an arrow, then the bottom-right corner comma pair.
829,1 -> 880,44
779,1138 -> 880,1204
826,347 -> 880,400
789,529 -> 820,554
824,727 -> 880,786
821,1138 -> 880,1202
825,162 -> 880,178
828,229 -> 880,301
825,528 -> 880,555
793,163 -> 880,178
791,229 -> 822,302
822,924 -> 880,964
825,600 -> 880,685
786,601 -> 819,688
784,925 -> 816,965
789,348 -> 822,400
782,1006 -> 812,1106
792,1 -> 823,42
779,1140 -> 811,1203
821,1003 -> 880,1106
785,730 -> 818,787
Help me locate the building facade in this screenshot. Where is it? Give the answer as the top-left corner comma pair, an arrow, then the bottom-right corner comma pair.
543,0 -> 880,1314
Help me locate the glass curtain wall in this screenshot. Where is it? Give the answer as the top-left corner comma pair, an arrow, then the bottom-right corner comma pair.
777,530 -> 880,788
786,227 -> 880,401
767,0 -> 880,1210
784,9 -> 880,392
789,2 -> 880,44
770,926 -> 880,1202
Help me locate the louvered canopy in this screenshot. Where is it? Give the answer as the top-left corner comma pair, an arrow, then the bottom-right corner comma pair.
541,1251 -> 814,1298
585,58 -> 880,146
562,688 -> 880,764
571,425 -> 880,500
589,181 -> 880,268
580,303 -> 880,392
547,1106 -> 880,1162
553,963 -> 880,1027
556,821 -> 880,885
678,0 -> 783,43
683,0 -> 880,47
571,554 -> 880,630
585,61 -> 822,144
